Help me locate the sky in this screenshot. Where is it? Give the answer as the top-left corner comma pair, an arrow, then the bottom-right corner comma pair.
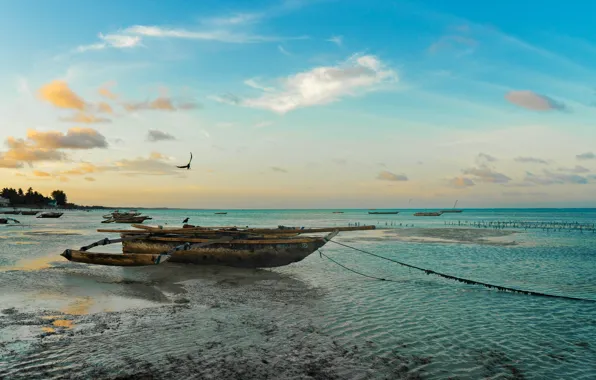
1,0 -> 596,208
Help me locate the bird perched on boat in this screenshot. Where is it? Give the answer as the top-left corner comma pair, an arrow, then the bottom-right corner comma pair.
183,217 -> 189,224
176,153 -> 193,170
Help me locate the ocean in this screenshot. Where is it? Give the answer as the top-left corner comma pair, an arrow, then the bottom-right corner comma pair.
1,208 -> 595,379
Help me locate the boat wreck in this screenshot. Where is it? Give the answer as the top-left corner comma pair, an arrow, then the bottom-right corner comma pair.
37,212 -> 63,219
61,224 -> 376,268
102,210 -> 152,224
0,217 -> 20,225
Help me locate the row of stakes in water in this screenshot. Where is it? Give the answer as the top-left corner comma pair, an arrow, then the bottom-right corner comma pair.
444,220 -> 596,233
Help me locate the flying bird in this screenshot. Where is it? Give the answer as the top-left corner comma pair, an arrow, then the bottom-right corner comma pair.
177,153 -> 193,170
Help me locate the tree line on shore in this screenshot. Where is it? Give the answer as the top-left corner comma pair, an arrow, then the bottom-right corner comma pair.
0,187 -> 68,206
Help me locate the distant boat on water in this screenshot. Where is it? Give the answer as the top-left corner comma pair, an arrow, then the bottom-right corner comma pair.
332,211 -> 344,214
214,212 -> 227,215
368,211 -> 399,215
414,211 -> 443,217
440,200 -> 463,213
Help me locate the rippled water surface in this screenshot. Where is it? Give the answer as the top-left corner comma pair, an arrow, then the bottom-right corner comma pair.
1,209 -> 595,379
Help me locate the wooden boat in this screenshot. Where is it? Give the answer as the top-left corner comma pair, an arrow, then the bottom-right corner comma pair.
368,211 -> 399,215
103,210 -> 141,219
37,212 -> 63,218
0,218 -> 20,224
414,212 -> 443,217
60,224 -> 376,268
102,216 -> 152,224
440,200 -> 463,214
20,211 -> 39,216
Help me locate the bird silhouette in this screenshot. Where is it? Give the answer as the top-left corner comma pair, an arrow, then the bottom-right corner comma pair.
183,217 -> 189,224
177,153 -> 193,170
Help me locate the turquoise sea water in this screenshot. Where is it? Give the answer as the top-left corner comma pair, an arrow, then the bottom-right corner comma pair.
1,208 -> 595,379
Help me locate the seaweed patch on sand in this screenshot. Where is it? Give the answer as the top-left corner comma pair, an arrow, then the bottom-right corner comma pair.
0,306 -> 428,380
344,228 -> 519,246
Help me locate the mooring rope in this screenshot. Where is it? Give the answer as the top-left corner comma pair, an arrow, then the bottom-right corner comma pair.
327,239 -> 596,303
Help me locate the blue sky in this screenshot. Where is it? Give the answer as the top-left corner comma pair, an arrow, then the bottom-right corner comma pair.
0,0 -> 595,208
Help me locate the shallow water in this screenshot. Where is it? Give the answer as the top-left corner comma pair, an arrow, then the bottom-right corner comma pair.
0,208 -> 595,379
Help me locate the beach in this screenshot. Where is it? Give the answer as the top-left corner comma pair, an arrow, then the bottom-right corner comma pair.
1,209 -> 595,379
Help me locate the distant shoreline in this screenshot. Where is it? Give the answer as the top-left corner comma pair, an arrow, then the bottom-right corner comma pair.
3,206 -> 595,212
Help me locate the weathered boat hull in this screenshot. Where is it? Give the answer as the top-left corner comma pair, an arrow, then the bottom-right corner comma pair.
37,213 -> 63,218
121,238 -> 329,268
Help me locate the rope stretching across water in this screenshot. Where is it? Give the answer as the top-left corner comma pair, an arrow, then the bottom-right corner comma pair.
327,239 -> 596,303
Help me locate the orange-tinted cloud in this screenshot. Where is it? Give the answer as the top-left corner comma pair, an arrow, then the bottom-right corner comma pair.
60,112 -> 111,124
114,152 -> 180,176
97,102 -> 113,113
61,162 -> 106,176
123,97 -> 201,112
447,177 -> 475,188
376,170 -> 408,181
84,177 -> 96,182
27,128 -> 108,149
38,80 -> 86,110
4,137 -> 66,162
98,82 -> 118,99
33,170 -> 52,177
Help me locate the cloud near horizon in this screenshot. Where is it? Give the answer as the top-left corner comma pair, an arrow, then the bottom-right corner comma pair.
214,54 -> 396,114
447,177 -> 475,188
524,170 -> 588,185
505,90 -> 567,111
462,166 -> 511,183
514,156 -> 548,164
557,165 -> 589,174
576,152 -> 595,160
147,129 -> 176,142
376,171 -> 408,181
0,128 -> 108,169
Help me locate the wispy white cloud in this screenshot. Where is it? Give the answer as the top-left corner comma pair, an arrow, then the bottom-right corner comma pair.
254,121 -> 274,128
428,35 -> 477,54
204,12 -> 263,26
121,25 -> 304,44
326,35 -> 343,46
278,45 -> 291,55
76,33 -> 142,52
244,78 -> 276,92
216,54 -> 397,114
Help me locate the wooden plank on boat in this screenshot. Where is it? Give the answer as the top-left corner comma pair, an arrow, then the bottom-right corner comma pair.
145,236 -> 325,245
104,224 -> 376,235
61,250 -> 160,266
